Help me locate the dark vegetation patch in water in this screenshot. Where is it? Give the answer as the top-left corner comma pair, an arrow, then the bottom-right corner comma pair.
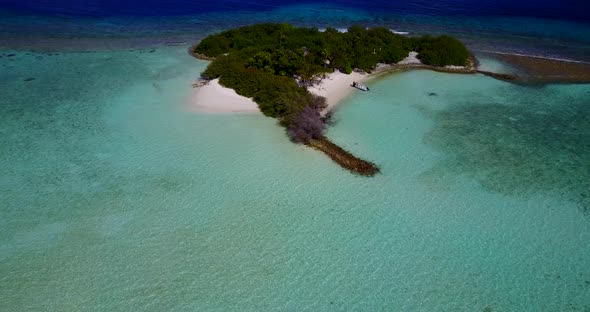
423,88 -> 590,213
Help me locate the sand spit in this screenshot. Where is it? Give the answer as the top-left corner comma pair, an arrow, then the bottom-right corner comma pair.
189,79 -> 260,113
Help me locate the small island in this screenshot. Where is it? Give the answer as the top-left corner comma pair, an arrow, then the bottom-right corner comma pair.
191,23 -> 474,176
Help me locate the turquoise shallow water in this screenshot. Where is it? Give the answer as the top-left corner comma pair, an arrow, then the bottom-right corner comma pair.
1,47 -> 590,311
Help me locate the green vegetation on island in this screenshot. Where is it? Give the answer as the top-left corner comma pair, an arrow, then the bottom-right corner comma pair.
195,23 -> 470,118
193,23 -> 471,175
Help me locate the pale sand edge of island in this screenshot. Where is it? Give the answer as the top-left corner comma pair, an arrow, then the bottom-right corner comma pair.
188,52 -> 423,114
309,52 -> 423,111
188,78 -> 260,114
307,70 -> 373,112
188,71 -> 389,114
308,58 -> 420,112
188,72 -> 371,114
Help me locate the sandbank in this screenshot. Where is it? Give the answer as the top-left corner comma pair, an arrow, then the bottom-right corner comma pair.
188,78 -> 260,113
488,52 -> 590,84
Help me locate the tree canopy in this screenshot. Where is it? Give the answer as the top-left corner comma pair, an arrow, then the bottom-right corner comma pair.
196,23 -> 470,78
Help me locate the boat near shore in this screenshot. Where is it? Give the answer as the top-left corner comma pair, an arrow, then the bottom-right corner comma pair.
352,81 -> 370,91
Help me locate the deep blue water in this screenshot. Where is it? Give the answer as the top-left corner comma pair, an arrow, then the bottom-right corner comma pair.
1,0 -> 589,21
0,1 -> 589,59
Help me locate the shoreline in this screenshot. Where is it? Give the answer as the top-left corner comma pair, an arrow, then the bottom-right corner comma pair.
188,50 -> 590,115
188,44 -> 216,61
306,70 -> 372,112
188,78 -> 260,114
306,53 -> 479,113
187,52 -> 494,115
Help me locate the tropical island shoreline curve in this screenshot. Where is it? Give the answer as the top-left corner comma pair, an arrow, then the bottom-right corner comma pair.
187,23 -> 519,176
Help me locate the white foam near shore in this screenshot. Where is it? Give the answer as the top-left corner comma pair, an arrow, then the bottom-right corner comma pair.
390,29 -> 409,35
318,28 -> 409,35
188,78 -> 260,113
318,28 -> 348,33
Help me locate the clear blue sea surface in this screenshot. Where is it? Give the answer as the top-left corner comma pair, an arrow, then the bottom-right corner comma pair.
1,0 -> 590,60
1,1 -> 590,311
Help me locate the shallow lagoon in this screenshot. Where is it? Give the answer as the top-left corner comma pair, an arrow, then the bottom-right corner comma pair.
1,47 -> 589,311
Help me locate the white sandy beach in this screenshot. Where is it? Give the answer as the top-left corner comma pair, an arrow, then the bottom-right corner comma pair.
188,78 -> 260,113
190,72 -> 369,114
307,52 -> 422,111
307,70 -> 371,111
189,52 -> 422,114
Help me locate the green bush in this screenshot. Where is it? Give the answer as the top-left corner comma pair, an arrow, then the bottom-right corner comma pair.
413,35 -> 469,66
344,62 -> 353,74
